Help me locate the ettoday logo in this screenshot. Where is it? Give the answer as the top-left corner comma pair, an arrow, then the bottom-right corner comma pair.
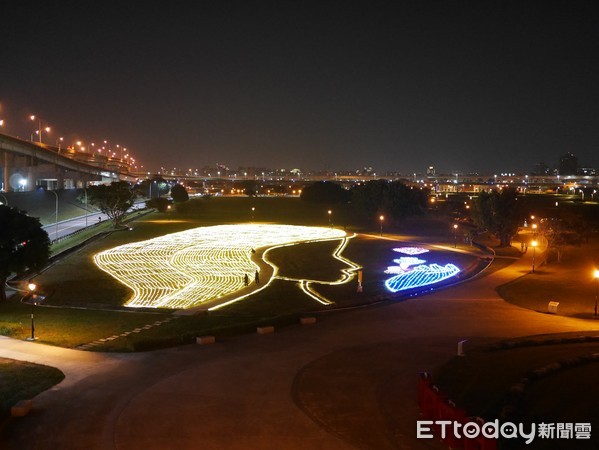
417,420 -> 592,444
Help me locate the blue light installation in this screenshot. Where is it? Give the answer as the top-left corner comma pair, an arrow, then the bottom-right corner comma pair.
384,247 -> 460,293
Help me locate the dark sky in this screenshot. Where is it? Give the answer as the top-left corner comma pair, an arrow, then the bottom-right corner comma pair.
1,1 -> 598,174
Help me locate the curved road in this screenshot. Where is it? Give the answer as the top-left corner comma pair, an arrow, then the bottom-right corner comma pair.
1,243 -> 598,449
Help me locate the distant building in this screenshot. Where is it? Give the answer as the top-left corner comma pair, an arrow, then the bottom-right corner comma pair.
426,166 -> 436,176
559,152 -> 578,175
578,167 -> 597,176
533,161 -> 551,175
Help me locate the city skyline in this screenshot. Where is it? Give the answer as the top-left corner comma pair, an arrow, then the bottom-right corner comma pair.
2,1 -> 598,174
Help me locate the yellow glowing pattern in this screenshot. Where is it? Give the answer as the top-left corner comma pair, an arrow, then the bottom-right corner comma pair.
271,237 -> 361,305
94,224 -> 348,309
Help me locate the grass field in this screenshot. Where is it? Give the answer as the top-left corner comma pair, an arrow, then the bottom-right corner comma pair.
0,357 -> 64,421
1,197 -> 479,351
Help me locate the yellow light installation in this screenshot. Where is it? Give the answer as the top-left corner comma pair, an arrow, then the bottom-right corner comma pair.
94,224 -> 348,310
266,235 -> 361,306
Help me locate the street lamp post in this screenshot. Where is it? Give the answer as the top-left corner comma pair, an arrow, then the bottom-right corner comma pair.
26,283 -> 37,341
84,186 -> 88,228
30,116 -> 50,143
453,223 -> 458,248
251,207 -> 255,221
594,269 -> 599,317
30,115 -> 41,143
49,190 -> 58,241
328,210 -> 332,228
531,240 -> 538,273
379,215 -> 384,236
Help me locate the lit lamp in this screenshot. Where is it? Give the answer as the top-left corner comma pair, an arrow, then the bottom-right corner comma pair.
594,269 -> 599,318
532,223 -> 538,237
251,207 -> 255,221
328,210 -> 332,228
531,240 -> 538,273
26,283 -> 37,341
453,223 -> 458,248
379,215 -> 384,236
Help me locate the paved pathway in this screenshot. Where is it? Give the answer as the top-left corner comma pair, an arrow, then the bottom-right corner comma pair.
1,240 -> 598,449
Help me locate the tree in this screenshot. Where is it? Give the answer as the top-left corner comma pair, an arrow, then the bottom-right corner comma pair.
238,180 -> 257,197
0,206 -> 51,302
137,176 -> 169,199
170,184 -> 189,203
350,180 -> 428,224
87,181 -> 136,228
300,181 -> 351,205
471,188 -> 521,247
147,197 -> 170,212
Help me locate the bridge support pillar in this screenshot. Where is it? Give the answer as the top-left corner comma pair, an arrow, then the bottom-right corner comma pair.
2,150 -> 15,192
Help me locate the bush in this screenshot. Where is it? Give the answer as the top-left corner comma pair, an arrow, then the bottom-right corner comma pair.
147,197 -> 170,212
170,184 -> 189,203
0,322 -> 23,336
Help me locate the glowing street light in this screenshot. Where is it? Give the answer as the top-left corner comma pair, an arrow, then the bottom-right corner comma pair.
26,282 -> 37,341
379,215 -> 384,236
30,115 -> 50,143
594,269 -> 599,317
453,223 -> 458,248
56,137 -> 63,153
531,240 -> 538,273
251,207 -> 255,221
328,210 -> 332,228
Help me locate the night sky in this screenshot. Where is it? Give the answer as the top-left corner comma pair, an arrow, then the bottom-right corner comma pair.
1,1 -> 598,175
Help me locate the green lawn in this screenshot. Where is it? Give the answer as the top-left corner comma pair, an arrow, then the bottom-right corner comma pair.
0,357 -> 64,420
497,239 -> 599,317
2,198 -> 480,351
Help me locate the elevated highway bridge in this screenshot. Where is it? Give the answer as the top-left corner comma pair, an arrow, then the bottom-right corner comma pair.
1,133 -> 135,192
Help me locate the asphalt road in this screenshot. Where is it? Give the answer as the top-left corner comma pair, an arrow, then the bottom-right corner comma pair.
42,202 -> 147,241
1,243 -> 598,449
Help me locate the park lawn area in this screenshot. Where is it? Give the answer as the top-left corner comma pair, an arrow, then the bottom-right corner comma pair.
0,301 -> 171,348
2,198 -> 481,352
0,357 -> 64,419
497,240 -> 599,317
181,196 -> 358,229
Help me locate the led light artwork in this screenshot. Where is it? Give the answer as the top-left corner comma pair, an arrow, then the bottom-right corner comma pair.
385,263 -> 460,292
384,257 -> 426,274
94,224 -> 347,310
392,247 -> 430,255
384,247 -> 460,293
268,236 -> 362,306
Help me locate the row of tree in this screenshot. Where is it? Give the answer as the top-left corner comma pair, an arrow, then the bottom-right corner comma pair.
300,180 -> 429,224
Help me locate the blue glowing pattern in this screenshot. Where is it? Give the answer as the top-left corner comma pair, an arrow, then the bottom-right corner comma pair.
384,248 -> 460,292
393,247 -> 430,255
